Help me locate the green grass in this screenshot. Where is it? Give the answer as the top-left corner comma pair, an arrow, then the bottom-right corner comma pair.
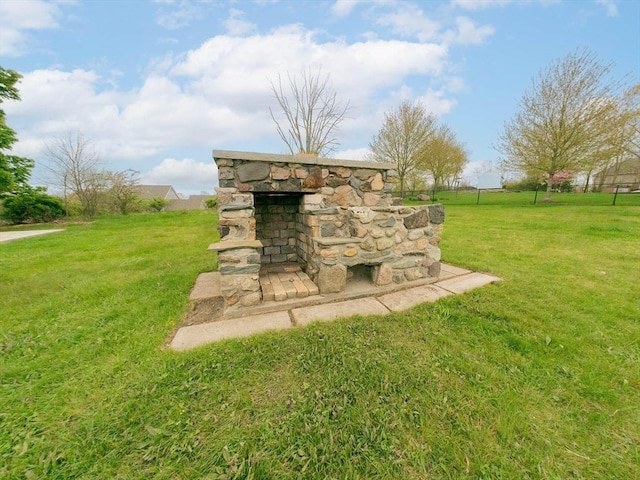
1,206 -> 639,479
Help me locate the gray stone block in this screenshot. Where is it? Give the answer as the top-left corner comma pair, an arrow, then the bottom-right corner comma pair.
219,264 -> 261,275
237,162 -> 270,182
317,263 -> 346,294
428,204 -> 445,224
403,208 -> 430,229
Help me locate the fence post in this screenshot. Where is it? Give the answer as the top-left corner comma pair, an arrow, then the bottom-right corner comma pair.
612,185 -> 620,206
476,188 -> 481,205
533,185 -> 539,205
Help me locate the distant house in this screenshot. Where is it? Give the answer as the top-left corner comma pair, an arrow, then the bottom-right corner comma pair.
593,159 -> 640,192
136,185 -> 181,201
165,195 -> 215,211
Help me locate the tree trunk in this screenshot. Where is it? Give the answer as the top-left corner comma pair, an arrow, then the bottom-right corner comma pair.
544,181 -> 553,201
583,171 -> 592,193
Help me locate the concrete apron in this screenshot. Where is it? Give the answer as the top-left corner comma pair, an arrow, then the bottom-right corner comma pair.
169,263 -> 500,351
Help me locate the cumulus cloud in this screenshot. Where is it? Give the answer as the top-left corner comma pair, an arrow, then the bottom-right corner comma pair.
142,158 -> 217,193
0,0 -> 67,56
170,24 -> 449,109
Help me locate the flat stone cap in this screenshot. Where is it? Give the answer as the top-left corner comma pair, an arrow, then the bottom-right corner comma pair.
213,149 -> 396,171
208,240 -> 263,251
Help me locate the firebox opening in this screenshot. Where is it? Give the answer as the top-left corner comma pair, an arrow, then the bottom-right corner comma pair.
254,193 -> 305,267
346,264 -> 375,291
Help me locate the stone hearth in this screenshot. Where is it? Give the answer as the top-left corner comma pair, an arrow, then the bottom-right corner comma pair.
210,150 -> 444,314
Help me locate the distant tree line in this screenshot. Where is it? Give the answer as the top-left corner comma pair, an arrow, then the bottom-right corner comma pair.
0,66 -> 189,224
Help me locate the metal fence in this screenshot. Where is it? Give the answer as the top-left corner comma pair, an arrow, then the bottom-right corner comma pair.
392,185 -> 640,207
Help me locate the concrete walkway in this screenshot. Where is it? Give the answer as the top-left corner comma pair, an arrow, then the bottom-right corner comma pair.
169,264 -> 500,351
0,229 -> 64,243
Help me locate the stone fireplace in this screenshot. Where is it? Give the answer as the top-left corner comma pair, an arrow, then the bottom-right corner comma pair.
210,150 -> 444,312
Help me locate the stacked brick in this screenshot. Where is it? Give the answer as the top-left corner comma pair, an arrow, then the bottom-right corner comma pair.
254,195 -> 299,264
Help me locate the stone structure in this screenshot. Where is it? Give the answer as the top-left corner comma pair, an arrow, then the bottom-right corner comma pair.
210,150 -> 444,311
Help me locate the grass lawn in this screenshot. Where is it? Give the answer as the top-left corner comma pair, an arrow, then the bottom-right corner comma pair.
1,205 -> 639,479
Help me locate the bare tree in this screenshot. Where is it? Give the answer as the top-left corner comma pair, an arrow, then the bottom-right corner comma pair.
269,68 -> 350,157
419,124 -> 468,191
498,49 -> 631,201
105,169 -> 141,214
368,100 -> 436,195
43,132 -> 103,217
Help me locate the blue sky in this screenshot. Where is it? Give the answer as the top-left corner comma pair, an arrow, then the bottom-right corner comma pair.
1,0 -> 638,195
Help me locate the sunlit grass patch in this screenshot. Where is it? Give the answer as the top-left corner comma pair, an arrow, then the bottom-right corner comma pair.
1,206 -> 638,478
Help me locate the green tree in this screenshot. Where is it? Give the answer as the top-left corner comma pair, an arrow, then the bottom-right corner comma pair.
105,169 -> 141,214
419,123 -> 468,191
1,66 -> 35,197
498,50 -> 631,201
368,100 -> 436,195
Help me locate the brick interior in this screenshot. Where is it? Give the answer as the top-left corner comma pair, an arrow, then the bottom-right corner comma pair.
254,194 -> 302,265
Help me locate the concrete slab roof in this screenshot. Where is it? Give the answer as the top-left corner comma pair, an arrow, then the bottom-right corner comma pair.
212,149 -> 396,171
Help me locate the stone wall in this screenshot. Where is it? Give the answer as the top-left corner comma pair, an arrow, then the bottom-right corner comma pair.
210,150 -> 445,310
306,205 -> 444,294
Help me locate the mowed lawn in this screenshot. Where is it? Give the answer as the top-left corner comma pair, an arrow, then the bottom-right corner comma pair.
1,205 -> 638,479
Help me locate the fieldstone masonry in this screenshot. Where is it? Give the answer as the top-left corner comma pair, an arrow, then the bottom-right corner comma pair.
210,150 -> 444,312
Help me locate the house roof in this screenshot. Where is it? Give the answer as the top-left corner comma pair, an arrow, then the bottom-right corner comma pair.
596,158 -> 640,177
165,197 -> 210,211
136,185 -> 178,200
186,195 -> 215,202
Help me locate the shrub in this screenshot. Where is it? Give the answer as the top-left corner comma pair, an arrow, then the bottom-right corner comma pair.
1,191 -> 65,224
204,197 -> 217,209
147,197 -> 170,212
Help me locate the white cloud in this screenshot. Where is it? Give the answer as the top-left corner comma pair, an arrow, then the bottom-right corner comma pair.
0,0 -> 67,56
224,8 -> 257,36
335,147 -> 371,161
142,158 -> 217,193
331,0 -> 366,17
170,24 -> 449,109
450,0 -> 513,9
446,16 -> 495,44
375,4 -> 494,45
154,0 -> 202,29
376,4 -> 442,42
596,0 -> 618,17
416,88 -> 458,116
